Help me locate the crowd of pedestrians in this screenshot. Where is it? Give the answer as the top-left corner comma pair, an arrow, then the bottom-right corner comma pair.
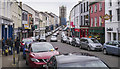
2,37 -> 20,56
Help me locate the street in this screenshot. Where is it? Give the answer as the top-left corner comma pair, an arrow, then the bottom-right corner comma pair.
2,31 -> 117,68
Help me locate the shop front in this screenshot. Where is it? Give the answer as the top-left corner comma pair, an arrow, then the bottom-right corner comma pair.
89,27 -> 105,44
74,29 -> 80,38
80,28 -> 89,38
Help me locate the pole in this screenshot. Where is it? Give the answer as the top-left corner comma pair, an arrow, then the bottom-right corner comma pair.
12,23 -> 16,65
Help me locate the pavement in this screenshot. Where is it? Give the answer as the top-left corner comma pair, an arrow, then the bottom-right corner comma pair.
1,49 -> 19,68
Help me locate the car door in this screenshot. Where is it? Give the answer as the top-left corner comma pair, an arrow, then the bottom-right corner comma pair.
105,41 -> 114,54
84,39 -> 89,49
112,41 -> 119,55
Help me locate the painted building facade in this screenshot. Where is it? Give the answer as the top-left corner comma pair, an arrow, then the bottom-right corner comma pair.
105,0 -> 120,42
89,0 -> 105,44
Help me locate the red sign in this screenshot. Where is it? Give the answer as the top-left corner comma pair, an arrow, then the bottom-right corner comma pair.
75,29 -> 80,32
70,22 -> 75,27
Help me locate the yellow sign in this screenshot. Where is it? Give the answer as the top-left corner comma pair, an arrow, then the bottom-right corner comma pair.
101,14 -> 111,20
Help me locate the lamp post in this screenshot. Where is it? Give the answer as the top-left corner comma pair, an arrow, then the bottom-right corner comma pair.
39,19 -> 43,40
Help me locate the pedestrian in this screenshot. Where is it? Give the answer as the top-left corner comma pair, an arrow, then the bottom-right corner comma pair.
15,37 -> 20,54
8,38 -> 13,55
2,38 -> 5,55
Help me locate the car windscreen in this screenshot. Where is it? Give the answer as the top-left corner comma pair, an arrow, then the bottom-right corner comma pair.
52,36 -> 56,38
58,60 -> 109,68
75,38 -> 80,42
31,43 -> 55,53
23,39 -> 33,43
88,39 -> 99,43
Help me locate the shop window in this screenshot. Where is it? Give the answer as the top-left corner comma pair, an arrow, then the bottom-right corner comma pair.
113,33 -> 116,40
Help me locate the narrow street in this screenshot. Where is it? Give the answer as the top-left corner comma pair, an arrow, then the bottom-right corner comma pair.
4,31 -> 118,68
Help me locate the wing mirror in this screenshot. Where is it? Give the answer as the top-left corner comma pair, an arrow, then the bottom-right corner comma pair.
55,47 -> 58,50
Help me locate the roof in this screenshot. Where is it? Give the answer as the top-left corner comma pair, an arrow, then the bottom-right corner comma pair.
55,54 -> 99,64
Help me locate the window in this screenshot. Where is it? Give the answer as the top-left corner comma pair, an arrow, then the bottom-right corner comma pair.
87,2 -> 89,11
95,17 -> 97,27
110,0 -> 112,6
91,18 -> 93,27
94,4 -> 97,12
81,4 -> 83,13
113,33 -> 116,40
117,8 -> 120,21
109,10 -> 112,21
118,0 -> 120,5
99,17 -> 102,26
81,16 -> 83,26
22,13 -> 24,20
84,3 -> 85,12
91,6 -> 93,13
84,15 -> 85,25
99,3 -> 102,11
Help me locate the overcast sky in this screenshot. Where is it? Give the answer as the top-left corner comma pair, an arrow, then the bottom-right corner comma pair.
20,0 -> 82,21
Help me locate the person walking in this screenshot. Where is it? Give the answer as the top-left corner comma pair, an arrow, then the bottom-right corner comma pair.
2,38 -> 5,55
15,37 -> 20,54
8,38 -> 13,55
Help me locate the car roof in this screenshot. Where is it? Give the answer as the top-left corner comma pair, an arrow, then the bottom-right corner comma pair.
55,54 -> 99,64
31,42 -> 51,45
81,37 -> 95,39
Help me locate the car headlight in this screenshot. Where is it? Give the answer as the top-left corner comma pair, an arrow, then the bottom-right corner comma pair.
31,58 -> 40,62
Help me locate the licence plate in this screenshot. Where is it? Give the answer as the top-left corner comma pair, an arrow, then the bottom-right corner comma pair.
43,65 -> 47,67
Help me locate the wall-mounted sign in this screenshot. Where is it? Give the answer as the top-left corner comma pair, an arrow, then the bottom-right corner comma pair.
101,14 -> 111,20
107,28 -> 113,31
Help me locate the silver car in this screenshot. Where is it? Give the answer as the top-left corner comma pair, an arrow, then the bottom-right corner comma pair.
80,38 -> 102,51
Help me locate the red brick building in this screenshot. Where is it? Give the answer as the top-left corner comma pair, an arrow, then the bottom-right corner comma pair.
89,0 -> 105,44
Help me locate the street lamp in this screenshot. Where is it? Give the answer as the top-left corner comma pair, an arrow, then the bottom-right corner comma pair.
39,19 -> 43,39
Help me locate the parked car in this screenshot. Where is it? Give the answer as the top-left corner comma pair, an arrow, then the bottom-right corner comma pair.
23,40 -> 33,59
103,41 -> 120,56
53,33 -> 57,37
39,36 -> 46,42
35,35 -> 39,41
31,37 -> 36,41
66,37 -> 72,45
71,37 -> 80,47
56,31 -> 59,35
50,36 -> 57,42
25,42 -> 59,68
80,38 -> 103,51
47,52 -> 110,68
61,36 -> 67,43
20,38 -> 33,51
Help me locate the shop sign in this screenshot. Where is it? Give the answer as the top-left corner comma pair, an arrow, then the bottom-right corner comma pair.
75,29 -> 80,32
101,14 -> 111,20
107,28 -> 113,31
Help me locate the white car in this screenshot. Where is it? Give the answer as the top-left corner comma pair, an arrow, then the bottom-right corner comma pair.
61,36 -> 67,43
53,33 -> 57,36
50,36 -> 57,42
31,37 -> 36,41
66,37 -> 73,45
39,36 -> 46,42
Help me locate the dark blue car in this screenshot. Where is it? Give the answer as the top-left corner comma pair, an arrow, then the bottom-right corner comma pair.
103,41 -> 120,56
23,41 -> 33,59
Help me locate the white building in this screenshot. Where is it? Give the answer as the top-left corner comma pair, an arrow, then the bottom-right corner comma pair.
105,0 -> 120,42
0,0 -> 13,40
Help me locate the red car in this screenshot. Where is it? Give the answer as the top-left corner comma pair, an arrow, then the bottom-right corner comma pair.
25,42 -> 59,68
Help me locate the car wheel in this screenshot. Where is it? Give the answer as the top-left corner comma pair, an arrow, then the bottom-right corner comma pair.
87,46 -> 91,51
103,49 -> 108,55
26,60 -> 28,65
75,44 -> 77,47
79,45 -> 82,49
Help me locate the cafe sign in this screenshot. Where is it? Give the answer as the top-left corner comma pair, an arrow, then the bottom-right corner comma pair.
101,14 -> 111,20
